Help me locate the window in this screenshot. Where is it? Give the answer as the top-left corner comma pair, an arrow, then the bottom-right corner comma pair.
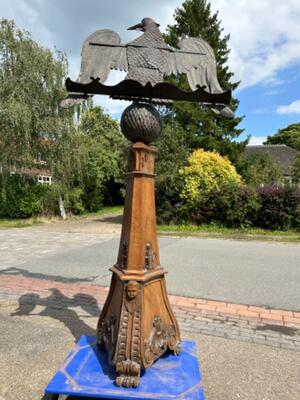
38,175 -> 52,185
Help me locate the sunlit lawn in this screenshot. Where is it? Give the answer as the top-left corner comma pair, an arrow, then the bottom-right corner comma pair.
157,224 -> 300,242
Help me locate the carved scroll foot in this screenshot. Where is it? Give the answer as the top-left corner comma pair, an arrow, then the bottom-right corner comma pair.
115,359 -> 141,388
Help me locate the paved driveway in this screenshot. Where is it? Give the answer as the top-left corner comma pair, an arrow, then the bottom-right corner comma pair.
1,303 -> 299,400
1,225 -> 299,311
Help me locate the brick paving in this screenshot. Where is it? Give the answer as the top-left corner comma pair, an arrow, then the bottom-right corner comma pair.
1,274 -> 299,352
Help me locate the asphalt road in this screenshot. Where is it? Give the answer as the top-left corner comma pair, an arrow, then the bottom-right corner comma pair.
0,228 -> 300,310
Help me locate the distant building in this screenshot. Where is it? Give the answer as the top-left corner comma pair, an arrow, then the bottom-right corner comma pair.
1,161 -> 52,185
0,135 -> 53,185
244,144 -> 298,180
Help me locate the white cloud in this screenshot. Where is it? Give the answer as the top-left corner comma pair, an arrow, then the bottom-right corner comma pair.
210,0 -> 300,89
249,136 -> 267,145
277,99 -> 300,114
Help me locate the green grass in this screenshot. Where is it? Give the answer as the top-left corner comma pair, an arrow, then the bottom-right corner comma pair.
0,206 -> 124,229
0,218 -> 42,228
157,224 -> 300,242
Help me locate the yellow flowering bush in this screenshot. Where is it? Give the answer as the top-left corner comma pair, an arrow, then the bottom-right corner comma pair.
180,149 -> 241,203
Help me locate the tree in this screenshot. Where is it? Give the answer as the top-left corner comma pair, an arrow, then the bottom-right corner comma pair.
292,155 -> 300,183
0,19 -> 79,217
0,20 -> 128,217
155,120 -> 191,221
237,153 -> 283,187
180,149 -> 241,204
265,123 -> 300,151
74,106 -> 127,211
164,0 -> 246,162
0,19 -> 74,173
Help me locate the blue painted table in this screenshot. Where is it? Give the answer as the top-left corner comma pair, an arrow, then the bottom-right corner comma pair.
45,335 -> 205,399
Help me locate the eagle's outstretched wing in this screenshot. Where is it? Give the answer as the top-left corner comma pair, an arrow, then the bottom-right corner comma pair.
78,29 -> 127,83
61,29 -> 128,108
167,37 -> 234,117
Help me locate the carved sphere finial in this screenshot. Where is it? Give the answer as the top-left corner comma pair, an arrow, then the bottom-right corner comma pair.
120,102 -> 162,144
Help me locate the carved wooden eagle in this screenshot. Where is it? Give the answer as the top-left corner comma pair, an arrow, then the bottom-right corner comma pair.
62,17 -> 233,117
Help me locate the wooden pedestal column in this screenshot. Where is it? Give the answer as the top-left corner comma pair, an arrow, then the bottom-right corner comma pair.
97,142 -> 181,388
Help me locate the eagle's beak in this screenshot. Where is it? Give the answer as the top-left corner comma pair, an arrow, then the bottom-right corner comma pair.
127,23 -> 144,31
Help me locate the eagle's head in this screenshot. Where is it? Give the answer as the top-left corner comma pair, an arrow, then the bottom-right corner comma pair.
128,17 -> 160,32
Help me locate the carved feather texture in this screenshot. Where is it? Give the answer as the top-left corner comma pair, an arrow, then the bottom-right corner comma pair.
78,29 -> 128,84
168,37 -> 223,94
62,20 -> 233,116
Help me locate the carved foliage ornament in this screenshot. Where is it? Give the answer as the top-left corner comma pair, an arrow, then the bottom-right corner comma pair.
144,315 -> 181,366
97,314 -> 116,362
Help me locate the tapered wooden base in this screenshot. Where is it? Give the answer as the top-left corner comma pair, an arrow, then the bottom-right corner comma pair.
97,142 -> 181,388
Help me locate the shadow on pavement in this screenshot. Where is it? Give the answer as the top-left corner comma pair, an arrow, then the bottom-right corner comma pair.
11,289 -> 105,400
0,266 -> 97,284
11,288 -> 101,340
94,214 -> 123,224
10,289 -> 110,400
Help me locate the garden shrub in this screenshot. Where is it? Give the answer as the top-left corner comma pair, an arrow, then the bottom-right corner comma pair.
156,180 -> 300,230
256,186 -> 300,230
0,174 -> 49,218
64,186 -> 85,215
156,174 -> 190,225
190,183 -> 260,228
180,149 -> 241,204
41,184 -> 86,216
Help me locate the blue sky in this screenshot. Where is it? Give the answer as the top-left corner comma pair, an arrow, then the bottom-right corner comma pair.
1,0 -> 300,144
237,63 -> 300,143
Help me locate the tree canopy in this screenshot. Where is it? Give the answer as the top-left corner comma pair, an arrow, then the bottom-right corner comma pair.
237,153 -> 283,187
0,18 -> 73,172
74,106 -> 126,210
0,19 -> 127,215
163,0 -> 246,162
265,123 -> 300,151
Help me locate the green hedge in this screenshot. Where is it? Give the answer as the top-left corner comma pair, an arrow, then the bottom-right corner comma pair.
156,183 -> 300,230
256,186 -> 300,230
0,174 -> 50,218
0,174 -> 124,218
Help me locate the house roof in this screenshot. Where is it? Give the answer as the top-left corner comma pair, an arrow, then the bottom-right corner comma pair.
244,144 -> 298,175
10,164 -> 52,177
